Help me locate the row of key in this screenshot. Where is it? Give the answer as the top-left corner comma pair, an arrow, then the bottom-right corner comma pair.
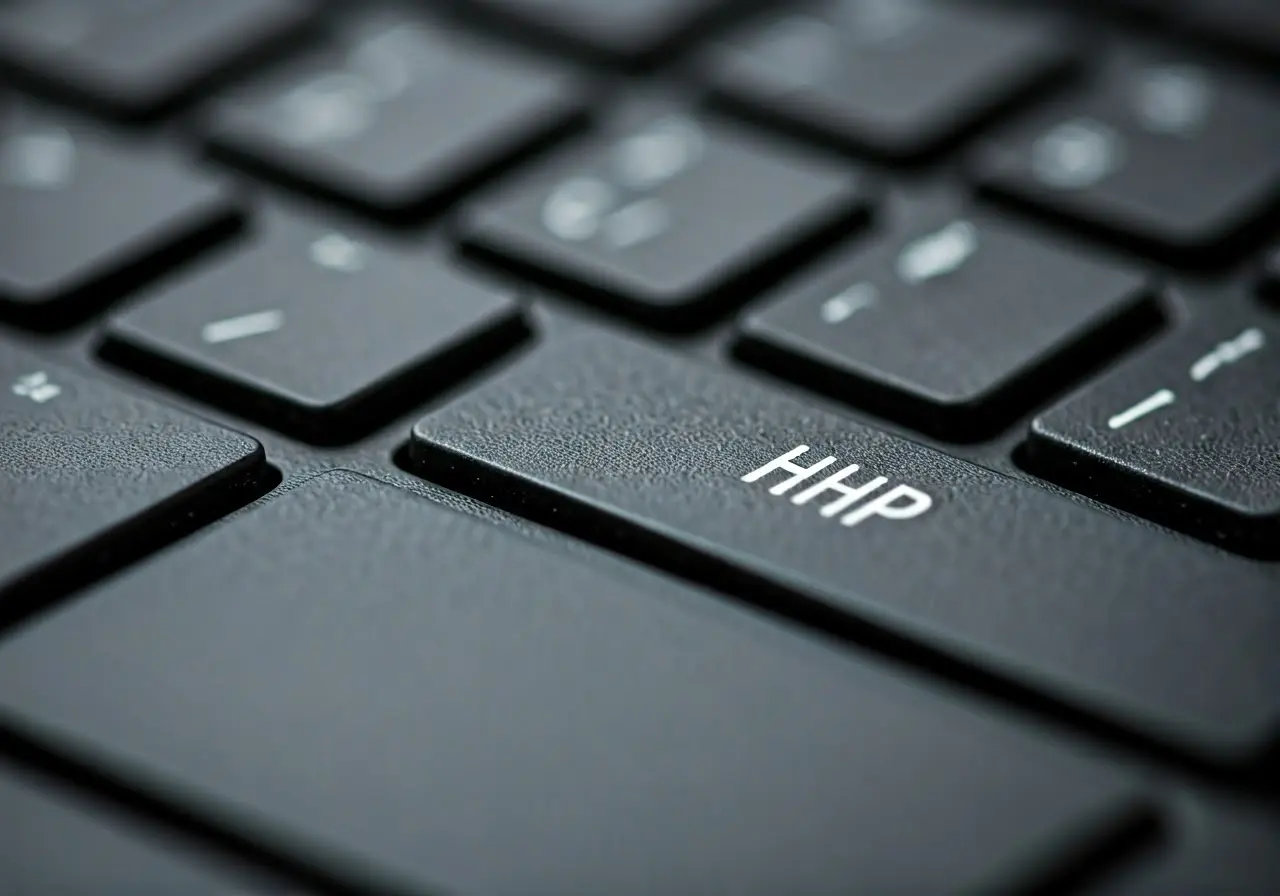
1,0 -> 1279,894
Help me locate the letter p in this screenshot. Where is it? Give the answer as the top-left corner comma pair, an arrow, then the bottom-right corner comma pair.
840,485 -> 934,528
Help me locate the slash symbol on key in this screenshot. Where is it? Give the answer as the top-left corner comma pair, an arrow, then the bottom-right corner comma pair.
201,310 -> 286,345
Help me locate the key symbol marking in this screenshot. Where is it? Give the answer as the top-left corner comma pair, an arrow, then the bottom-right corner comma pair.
1,129 -> 77,190
896,220 -> 979,284
11,372 -> 61,404
201,310 -> 285,345
1031,118 -> 1125,190
1108,389 -> 1176,430
1189,328 -> 1265,382
1133,66 -> 1212,136
310,233 -> 369,273
820,282 -> 880,323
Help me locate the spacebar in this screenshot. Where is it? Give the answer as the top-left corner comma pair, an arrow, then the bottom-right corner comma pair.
408,329 -> 1280,762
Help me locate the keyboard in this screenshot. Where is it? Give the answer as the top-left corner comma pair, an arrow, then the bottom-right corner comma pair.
1,0 -> 1278,893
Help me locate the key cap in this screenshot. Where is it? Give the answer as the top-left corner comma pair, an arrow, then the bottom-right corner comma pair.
458,108 -> 872,329
703,0 -> 1075,160
0,766 -> 292,895
737,200 -> 1158,439
0,341 -> 264,615
409,330 -> 1280,760
204,12 -> 585,222
1094,797 -> 1280,895
102,210 -> 527,443
0,471 -> 1149,896
0,113 -> 242,330
1026,314 -> 1280,558
972,52 -> 1280,265
1175,0 -> 1280,61
457,0 -> 747,65
0,0 -> 315,119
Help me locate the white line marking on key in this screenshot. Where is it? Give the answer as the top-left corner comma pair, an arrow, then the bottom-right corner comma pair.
201,310 -> 285,345
1107,389 -> 1176,430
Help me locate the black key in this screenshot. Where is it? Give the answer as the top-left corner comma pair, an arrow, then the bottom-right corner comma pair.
0,0 -> 315,119
704,0 -> 1075,160
458,0 -> 748,65
204,12 -> 585,221
1026,314 -> 1280,558
103,209 -> 528,443
1092,798 -> 1280,895
0,342 -> 264,614
0,113 -> 242,329
737,200 -> 1158,439
0,767 -> 292,895
409,330 -> 1280,760
972,52 -> 1280,265
1176,0 -> 1280,61
0,471 -> 1148,896
458,108 -> 872,329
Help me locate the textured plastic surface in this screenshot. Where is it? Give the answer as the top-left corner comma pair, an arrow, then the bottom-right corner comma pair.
411,328 -> 1280,760
0,472 -> 1142,896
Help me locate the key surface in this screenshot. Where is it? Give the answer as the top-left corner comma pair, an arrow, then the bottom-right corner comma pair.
204,12 -> 584,221
1026,313 -> 1280,558
737,199 -> 1156,438
704,0 -> 1075,160
457,0 -> 745,64
0,0 -> 314,118
0,471 -> 1146,896
1094,798 -> 1280,895
458,107 -> 871,329
0,341 -> 263,609
972,51 -> 1280,264
0,766 -> 290,895
409,329 -> 1280,760
0,112 -> 242,329
103,209 -> 527,443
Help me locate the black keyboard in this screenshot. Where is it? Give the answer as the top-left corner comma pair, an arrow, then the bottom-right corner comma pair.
1,1 -> 1278,894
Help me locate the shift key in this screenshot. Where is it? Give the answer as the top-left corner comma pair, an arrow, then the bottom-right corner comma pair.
409,329 -> 1280,762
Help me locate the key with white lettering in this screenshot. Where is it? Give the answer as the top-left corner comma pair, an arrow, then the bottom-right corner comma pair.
103,207 -> 528,443
0,340 -> 265,617
1026,315 -> 1280,558
409,329 -> 1280,761
703,0 -> 1075,160
457,106 -> 872,330
971,51 -> 1280,264
737,202 -> 1157,439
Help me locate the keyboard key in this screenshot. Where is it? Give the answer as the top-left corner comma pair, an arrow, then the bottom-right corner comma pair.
704,0 -> 1075,160
457,0 -> 747,65
103,210 -> 528,443
0,471 -> 1148,896
0,341 -> 264,614
1026,315 -> 1280,558
409,330 -> 1280,760
0,0 -> 315,119
0,766 -> 291,895
737,200 -> 1157,439
204,13 -> 585,221
1092,797 -> 1280,895
0,114 -> 242,329
972,52 -> 1280,265
458,108 -> 872,329
1175,0 -> 1280,61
